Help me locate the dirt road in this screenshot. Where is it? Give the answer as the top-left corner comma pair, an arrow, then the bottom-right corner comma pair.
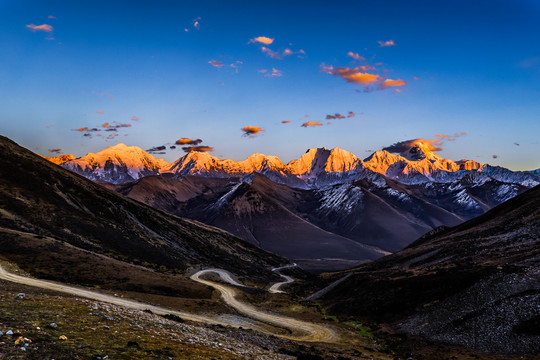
0,263 -> 336,342
191,269 -> 336,342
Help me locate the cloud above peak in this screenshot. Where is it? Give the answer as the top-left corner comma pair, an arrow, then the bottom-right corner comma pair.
382,133 -> 467,153
176,138 -> 203,145
241,126 -> 264,136
183,145 -> 214,153
301,121 -> 323,127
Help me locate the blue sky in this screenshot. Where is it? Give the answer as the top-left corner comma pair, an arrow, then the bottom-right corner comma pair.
1,0 -> 539,170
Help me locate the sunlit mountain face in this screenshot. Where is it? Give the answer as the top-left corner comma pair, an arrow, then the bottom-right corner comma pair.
48,141 -> 539,188
41,141 -> 539,271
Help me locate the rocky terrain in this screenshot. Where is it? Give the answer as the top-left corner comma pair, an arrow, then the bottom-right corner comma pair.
312,184 -> 540,355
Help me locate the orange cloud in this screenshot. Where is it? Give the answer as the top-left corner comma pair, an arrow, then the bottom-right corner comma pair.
281,120 -> 291,124
301,121 -> 323,127
283,48 -> 293,56
378,40 -> 395,47
96,110 -> 104,114
73,127 -> 89,132
384,132 -> 467,154
175,138 -> 203,145
395,89 -> 404,93
26,24 -> 53,32
347,52 -> 365,61
250,36 -> 274,45
183,145 -> 214,153
131,116 -> 140,121
347,111 -> 355,118
102,122 -> 132,129
241,126 -> 264,136
380,78 -> 406,88
208,60 -> 224,68
321,65 -> 381,85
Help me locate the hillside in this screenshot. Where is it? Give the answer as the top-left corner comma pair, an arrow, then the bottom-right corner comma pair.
314,185 -> 540,354
0,136 -> 286,289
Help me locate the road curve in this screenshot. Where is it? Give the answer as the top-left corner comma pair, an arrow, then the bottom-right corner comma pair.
0,263 -> 335,342
269,264 -> 297,294
0,263 -> 227,325
191,269 -> 336,342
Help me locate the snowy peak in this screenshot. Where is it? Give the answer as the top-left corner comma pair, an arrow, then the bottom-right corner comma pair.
170,151 -> 288,177
43,154 -> 76,165
288,147 -> 361,176
400,141 -> 442,161
61,143 -> 171,183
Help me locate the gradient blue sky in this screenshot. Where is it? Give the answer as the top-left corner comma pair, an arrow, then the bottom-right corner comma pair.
1,0 -> 539,170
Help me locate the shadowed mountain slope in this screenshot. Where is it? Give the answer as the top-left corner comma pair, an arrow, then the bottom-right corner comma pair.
315,185 -> 540,355
0,136 -> 286,285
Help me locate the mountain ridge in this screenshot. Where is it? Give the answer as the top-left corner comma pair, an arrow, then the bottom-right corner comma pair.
51,142 -> 540,187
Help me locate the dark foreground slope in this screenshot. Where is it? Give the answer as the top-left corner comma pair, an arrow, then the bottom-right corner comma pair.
315,184 -> 540,355
0,136 -> 286,286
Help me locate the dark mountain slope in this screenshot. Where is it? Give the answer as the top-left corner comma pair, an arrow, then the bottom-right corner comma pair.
118,174 -> 385,270
315,185 -> 540,354
0,136 -> 286,285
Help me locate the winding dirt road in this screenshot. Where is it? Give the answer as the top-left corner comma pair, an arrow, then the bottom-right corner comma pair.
0,263 -> 335,342
269,264 -> 297,294
191,269 -> 335,342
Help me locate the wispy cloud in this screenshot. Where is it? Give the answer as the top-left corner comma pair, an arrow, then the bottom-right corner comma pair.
383,133 -> 467,153
208,60 -> 224,68
26,24 -> 53,32
102,122 -> 132,129
146,145 -> 167,153
93,91 -> 114,100
183,145 -> 214,153
301,121 -> 323,127
131,116 -> 140,122
48,148 -> 62,154
380,78 -> 406,89
48,15 -> 56,19
175,138 -> 203,145
326,113 -> 345,119
241,126 -> 264,136
261,46 -> 281,59
249,36 -> 274,45
378,40 -> 395,47
265,68 -> 282,77
347,52 -> 365,61
96,110 -> 104,114
321,64 -> 381,85
281,120 -> 291,124
185,17 -> 201,32
230,61 -> 243,73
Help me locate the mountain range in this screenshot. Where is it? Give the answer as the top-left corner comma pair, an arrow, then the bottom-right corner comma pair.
53,142 -> 540,187
0,136 -> 285,288
44,142 -> 539,270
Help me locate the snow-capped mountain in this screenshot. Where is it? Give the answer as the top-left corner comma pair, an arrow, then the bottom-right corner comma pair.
61,143 -> 171,183
50,141 -> 539,188
42,154 -> 76,165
